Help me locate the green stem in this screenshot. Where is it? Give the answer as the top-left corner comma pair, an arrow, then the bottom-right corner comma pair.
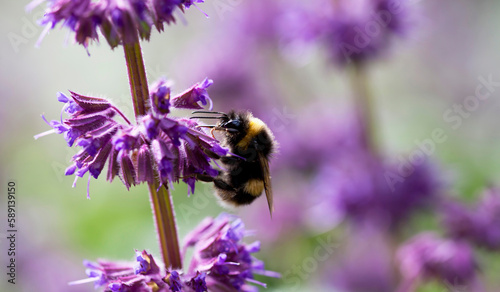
350,63 -> 377,155
148,182 -> 183,269
123,41 -> 182,269
124,42 -> 150,118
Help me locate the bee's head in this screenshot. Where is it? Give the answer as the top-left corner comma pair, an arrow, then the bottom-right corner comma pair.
216,111 -> 249,143
218,112 -> 243,132
190,110 -> 249,144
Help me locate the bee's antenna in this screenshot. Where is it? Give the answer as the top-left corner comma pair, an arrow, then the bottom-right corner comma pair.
189,116 -> 224,120
192,110 -> 227,116
196,125 -> 216,128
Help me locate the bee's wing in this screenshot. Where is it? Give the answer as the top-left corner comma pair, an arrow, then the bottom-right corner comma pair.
259,152 -> 274,217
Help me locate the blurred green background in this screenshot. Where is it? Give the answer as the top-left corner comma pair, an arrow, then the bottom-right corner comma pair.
2,0 -> 500,291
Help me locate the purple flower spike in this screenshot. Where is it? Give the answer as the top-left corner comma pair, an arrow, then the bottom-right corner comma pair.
272,0 -> 414,66
442,187 -> 500,250
29,0 -> 208,49
72,215 -> 274,291
397,233 -> 478,287
183,214 -> 280,291
37,78 -> 227,197
71,250 -> 169,291
321,0 -> 413,66
171,78 -> 213,110
312,151 -> 439,230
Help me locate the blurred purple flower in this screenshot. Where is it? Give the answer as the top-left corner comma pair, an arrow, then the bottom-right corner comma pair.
397,233 -> 479,288
275,106 -> 365,172
442,187 -> 500,250
326,226 -> 396,292
267,0 -> 413,66
27,0 -> 207,49
17,241 -> 89,292
240,186 -> 306,243
311,150 -> 439,230
183,214 -> 280,291
319,0 -> 413,65
233,1 -> 284,43
35,78 -> 226,197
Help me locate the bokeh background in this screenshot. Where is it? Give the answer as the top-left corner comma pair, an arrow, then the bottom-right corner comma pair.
2,0 -> 500,291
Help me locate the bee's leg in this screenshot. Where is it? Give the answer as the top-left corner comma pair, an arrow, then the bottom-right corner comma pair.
195,173 -> 217,182
213,178 -> 237,192
220,156 -> 243,165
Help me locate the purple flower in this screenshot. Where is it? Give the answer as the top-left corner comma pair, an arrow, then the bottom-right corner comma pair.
319,0 -> 413,65
267,0 -> 412,66
186,271 -> 207,292
326,227 -> 396,292
150,78 -> 172,115
183,214 -> 280,291
164,270 -> 183,292
134,250 -> 160,276
441,187 -> 500,250
71,215 -> 275,291
275,106 -> 365,172
171,78 -> 213,110
28,0 -> 208,49
311,150 -> 439,230
36,78 -> 225,197
397,233 -> 478,287
70,250 -> 194,292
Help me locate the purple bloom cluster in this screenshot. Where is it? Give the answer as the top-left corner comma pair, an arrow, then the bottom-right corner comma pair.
397,233 -> 478,287
268,0 -> 413,66
312,150 -> 439,230
319,0 -> 411,65
441,187 -> 500,250
70,250 -> 205,292
327,227 -> 395,292
71,215 -> 278,291
35,78 -> 225,197
28,0 -> 206,48
275,107 -> 365,172
183,214 -> 280,291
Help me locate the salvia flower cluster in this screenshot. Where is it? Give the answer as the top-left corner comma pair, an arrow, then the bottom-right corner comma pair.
35,78 -> 226,197
319,0 -> 411,65
28,0 -> 206,48
397,233 -> 479,288
441,187 -> 500,250
69,249 -> 203,292
183,214 -> 280,291
267,0 -> 413,66
311,148 -> 439,230
393,187 -> 500,289
70,214 -> 278,292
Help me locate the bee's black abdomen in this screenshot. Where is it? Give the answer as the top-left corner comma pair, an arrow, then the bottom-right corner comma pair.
213,177 -> 259,206
229,191 -> 258,205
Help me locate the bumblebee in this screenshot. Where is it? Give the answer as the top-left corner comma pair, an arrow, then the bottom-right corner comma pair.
192,110 -> 276,216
